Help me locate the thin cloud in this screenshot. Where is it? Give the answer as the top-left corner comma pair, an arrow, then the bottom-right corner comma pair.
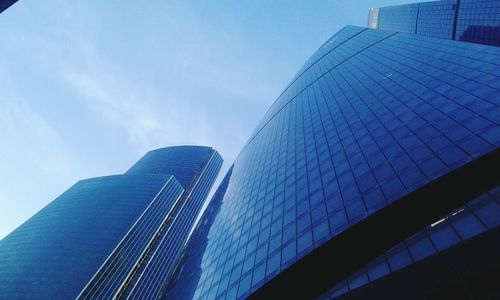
63,64 -> 216,155
0,96 -> 84,239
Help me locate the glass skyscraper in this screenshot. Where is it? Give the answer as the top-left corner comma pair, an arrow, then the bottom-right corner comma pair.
164,5 -> 500,300
368,0 -> 500,46
1,1 -> 499,299
0,146 -> 222,300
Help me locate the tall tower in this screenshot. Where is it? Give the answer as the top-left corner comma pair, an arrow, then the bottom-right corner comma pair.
368,0 -> 500,46
0,146 -> 222,300
165,10 -> 500,300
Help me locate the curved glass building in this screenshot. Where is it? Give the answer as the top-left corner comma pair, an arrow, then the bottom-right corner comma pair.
0,146 -> 222,300
166,24 -> 500,300
1,1 -> 499,299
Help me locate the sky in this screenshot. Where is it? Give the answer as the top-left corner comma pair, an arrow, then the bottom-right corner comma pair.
0,0 -> 426,239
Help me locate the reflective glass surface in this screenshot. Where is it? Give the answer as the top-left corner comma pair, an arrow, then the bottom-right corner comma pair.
166,26 -> 500,300
377,3 -> 419,33
0,146 -> 222,300
123,151 -> 223,299
79,147 -> 222,300
417,0 -> 456,39
0,174 -> 176,300
456,0 -> 500,46
371,0 -> 500,47
166,166 -> 234,300
77,176 -> 184,300
126,146 -> 215,188
375,0 -> 457,39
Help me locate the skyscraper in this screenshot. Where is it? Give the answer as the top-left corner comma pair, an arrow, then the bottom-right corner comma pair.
368,0 -> 500,46
1,1 -> 499,299
165,11 -> 500,300
0,146 -> 222,300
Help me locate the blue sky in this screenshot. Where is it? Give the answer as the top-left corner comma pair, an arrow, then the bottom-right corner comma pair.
0,0 -> 425,239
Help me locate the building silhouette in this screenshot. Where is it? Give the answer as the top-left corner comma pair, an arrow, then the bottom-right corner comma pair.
0,146 -> 222,300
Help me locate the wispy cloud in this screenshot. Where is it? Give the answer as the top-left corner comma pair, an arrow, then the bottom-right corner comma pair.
63,66 -> 216,155
0,95 -> 85,239
0,0 -> 301,239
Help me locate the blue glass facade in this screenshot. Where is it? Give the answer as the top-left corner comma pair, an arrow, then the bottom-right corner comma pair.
456,0 -> 500,46
121,148 -> 223,299
377,3 -> 419,34
0,174 -> 182,300
1,2 -> 499,299
416,0 -> 456,40
166,165 -> 234,300
165,25 -> 500,299
0,146 -> 222,300
369,0 -> 500,46
126,146 -> 216,188
321,186 -> 500,299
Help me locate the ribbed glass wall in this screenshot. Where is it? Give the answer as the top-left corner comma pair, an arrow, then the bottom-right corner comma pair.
165,26 -> 500,299
122,150 -> 223,299
0,174 -> 181,300
369,0 -> 500,46
0,146 -> 222,300
456,0 -> 500,46
166,166 -> 234,300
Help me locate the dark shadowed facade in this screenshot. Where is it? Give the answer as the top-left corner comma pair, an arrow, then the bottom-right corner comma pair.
0,0 -> 17,14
